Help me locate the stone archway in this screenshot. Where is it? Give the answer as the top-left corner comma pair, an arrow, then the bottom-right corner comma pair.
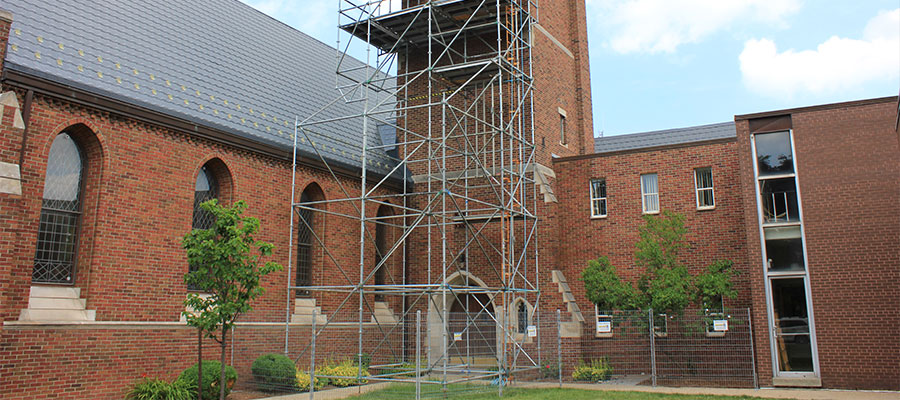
426,271 -> 500,366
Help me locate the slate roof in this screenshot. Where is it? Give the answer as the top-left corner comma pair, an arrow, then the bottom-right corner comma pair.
3,0 -> 399,178
594,122 -> 736,154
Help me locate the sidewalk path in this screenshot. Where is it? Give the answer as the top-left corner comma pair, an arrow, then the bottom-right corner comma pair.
517,381 -> 900,400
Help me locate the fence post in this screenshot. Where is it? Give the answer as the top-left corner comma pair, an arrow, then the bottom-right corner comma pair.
556,309 -> 562,388
416,310 -> 421,400
309,309 -> 316,400
649,309 -> 657,387
747,308 -> 758,389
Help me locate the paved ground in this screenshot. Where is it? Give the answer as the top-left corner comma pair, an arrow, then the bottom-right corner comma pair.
264,381 -> 900,400
517,382 -> 900,400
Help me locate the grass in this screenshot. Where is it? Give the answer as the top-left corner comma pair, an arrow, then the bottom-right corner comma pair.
345,384 -> 774,400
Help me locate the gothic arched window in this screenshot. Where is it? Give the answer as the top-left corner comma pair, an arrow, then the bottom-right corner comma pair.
33,133 -> 84,284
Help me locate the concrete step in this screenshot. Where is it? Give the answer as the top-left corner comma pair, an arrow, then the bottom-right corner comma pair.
30,286 -> 81,299
19,308 -> 96,321
294,298 -> 317,307
291,314 -> 327,325
293,305 -> 322,315
557,281 -> 571,294
28,297 -> 86,309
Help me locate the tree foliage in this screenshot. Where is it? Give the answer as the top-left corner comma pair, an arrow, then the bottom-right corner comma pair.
182,199 -> 283,399
581,210 -> 737,315
581,257 -> 637,310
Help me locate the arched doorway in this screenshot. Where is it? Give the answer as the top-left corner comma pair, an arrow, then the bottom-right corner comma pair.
427,272 -> 499,365
447,291 -> 497,359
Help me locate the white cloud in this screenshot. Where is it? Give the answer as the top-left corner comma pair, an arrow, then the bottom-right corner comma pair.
739,8 -> 900,99
588,0 -> 802,54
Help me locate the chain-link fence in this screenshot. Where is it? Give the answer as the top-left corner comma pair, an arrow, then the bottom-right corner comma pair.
576,308 -> 757,389
222,307 -> 755,399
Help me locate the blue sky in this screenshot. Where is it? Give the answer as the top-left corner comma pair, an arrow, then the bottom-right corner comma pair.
241,0 -> 899,136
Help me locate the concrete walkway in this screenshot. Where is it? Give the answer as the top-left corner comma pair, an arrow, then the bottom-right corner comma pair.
517,382 -> 900,400
262,381 -> 900,400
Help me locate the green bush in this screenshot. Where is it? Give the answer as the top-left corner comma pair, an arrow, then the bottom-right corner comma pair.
572,359 -> 612,382
126,377 -> 192,400
295,370 -> 323,392
316,359 -> 370,387
251,353 -> 297,392
541,363 -> 560,379
176,360 -> 238,400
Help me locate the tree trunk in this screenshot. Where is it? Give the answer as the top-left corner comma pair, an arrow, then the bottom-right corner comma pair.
198,330 -> 203,400
220,328 -> 228,400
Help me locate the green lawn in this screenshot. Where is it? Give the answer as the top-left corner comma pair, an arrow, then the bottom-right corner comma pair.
346,384 -> 773,400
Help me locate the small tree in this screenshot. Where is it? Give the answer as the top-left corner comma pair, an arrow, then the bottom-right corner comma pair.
635,211 -> 693,318
581,256 -> 637,311
695,260 -> 738,313
183,200 -> 283,400
581,210 -> 737,321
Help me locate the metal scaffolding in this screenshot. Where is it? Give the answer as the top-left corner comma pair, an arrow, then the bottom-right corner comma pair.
285,0 -> 541,395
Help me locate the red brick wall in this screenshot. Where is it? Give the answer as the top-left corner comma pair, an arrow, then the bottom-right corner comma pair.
736,98 -> 900,390
552,139 -> 752,312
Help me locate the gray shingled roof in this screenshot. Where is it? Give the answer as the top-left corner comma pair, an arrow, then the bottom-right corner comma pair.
3,0 -> 399,178
594,122 -> 736,154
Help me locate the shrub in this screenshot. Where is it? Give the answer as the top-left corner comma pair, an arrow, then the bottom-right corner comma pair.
572,359 -> 612,382
295,370 -> 323,392
541,363 -> 560,379
251,353 -> 298,392
176,360 -> 238,400
316,359 -> 370,387
126,377 -> 192,400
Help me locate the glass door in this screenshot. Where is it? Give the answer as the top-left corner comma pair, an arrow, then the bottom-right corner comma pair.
770,278 -> 814,372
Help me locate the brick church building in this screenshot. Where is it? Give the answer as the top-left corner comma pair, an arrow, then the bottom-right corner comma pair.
0,0 -> 897,398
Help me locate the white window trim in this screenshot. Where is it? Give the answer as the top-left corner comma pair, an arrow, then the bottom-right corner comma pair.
590,178 -> 607,218
694,167 -> 715,210
641,173 -> 659,214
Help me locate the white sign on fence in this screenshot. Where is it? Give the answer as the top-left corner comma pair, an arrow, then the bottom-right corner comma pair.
453,332 -> 462,341
713,319 -> 729,332
596,321 -> 612,334
526,325 -> 537,337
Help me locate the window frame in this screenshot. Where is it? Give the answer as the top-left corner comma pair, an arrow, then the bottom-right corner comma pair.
558,107 -> 568,146
694,167 -> 715,210
751,129 -> 821,379
33,132 -> 87,285
589,178 -> 607,218
640,173 -> 659,214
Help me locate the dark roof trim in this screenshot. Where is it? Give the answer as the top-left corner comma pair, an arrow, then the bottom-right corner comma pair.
735,96 -> 898,121
2,68 -> 404,191
554,136 -> 736,163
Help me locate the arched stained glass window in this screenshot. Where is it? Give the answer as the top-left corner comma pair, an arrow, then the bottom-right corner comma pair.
517,301 -> 528,334
192,165 -> 218,230
296,190 -> 315,296
374,205 -> 390,301
33,133 -> 84,284
188,164 -> 219,289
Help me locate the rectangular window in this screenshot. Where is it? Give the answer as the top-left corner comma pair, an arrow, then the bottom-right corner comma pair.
694,167 -> 715,209
590,179 -> 607,217
641,173 -> 659,214
560,114 -> 567,145
760,178 -> 799,224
